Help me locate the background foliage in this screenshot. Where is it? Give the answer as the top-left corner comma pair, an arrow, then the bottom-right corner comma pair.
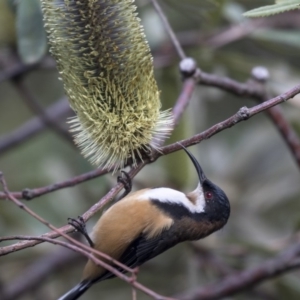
0,0 -> 300,299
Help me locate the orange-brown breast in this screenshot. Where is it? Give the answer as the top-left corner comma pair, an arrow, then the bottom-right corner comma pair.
82,189 -> 174,280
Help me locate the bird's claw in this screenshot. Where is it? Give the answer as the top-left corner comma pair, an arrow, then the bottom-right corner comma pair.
68,216 -> 94,247
117,170 -> 132,200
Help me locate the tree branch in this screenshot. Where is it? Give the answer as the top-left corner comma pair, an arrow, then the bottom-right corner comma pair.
178,241 -> 300,300
1,84 -> 299,202
0,235 -> 174,300
148,1 -> 300,171
0,98 -> 71,155
150,0 -> 186,59
0,84 -> 299,257
13,80 -> 73,145
0,246 -> 80,300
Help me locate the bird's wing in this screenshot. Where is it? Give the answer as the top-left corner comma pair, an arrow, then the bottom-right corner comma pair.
122,228 -> 178,268
95,228 -> 178,282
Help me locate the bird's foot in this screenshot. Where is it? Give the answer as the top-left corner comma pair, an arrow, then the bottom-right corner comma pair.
117,170 -> 132,200
68,216 -> 94,247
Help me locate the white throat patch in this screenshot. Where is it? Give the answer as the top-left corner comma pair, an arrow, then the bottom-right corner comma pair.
138,186 -> 205,213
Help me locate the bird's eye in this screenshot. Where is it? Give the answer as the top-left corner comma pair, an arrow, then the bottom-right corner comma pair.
205,191 -> 213,199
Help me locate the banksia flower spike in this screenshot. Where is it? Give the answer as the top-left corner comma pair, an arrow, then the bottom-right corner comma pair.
41,0 -> 174,171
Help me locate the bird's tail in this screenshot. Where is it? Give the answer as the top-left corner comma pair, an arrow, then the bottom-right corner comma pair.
58,279 -> 93,300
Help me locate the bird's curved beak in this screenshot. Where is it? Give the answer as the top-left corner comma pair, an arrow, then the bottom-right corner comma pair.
179,144 -> 206,184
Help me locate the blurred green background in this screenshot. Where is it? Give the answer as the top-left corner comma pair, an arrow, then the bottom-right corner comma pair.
0,0 -> 300,299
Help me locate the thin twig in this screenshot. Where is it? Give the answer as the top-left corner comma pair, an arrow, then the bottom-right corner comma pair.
266,104 -> 300,164
20,166 -> 109,200
150,0 -> 186,59
198,71 -> 263,98
163,84 -> 300,154
0,173 -> 176,299
0,52 -> 56,84
0,71 -> 199,201
172,77 -> 198,126
1,85 -> 299,256
0,174 -> 135,275
13,80 -> 73,144
0,6 -> 299,300
0,98 -> 71,156
189,243 -> 232,277
153,12 -> 300,69
1,84 -> 300,202
178,241 -> 300,300
0,245 -> 80,300
251,78 -> 300,168
195,71 -> 300,169
0,235 -> 173,300
0,169 -> 144,256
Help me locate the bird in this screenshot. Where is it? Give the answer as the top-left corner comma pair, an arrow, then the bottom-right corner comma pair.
58,145 -> 230,300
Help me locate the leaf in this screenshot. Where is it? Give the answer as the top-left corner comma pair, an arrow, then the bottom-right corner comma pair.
243,0 -> 300,18
16,0 -> 47,64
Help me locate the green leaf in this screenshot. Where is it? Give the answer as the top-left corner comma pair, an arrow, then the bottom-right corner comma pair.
16,0 -> 47,64
243,0 -> 300,18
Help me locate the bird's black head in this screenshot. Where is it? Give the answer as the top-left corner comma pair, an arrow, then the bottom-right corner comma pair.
180,143 -> 230,224
201,179 -> 230,223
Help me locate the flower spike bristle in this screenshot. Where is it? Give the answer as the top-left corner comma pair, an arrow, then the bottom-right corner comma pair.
41,0 -> 174,171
